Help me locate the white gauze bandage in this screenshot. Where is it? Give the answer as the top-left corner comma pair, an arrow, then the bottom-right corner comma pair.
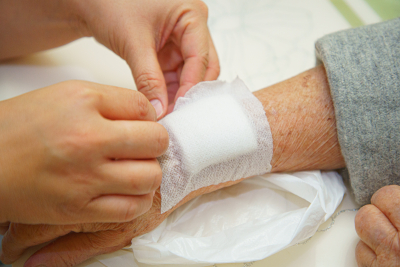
158,78 -> 273,213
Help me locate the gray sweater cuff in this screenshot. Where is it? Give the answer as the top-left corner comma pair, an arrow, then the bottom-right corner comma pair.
315,18 -> 400,205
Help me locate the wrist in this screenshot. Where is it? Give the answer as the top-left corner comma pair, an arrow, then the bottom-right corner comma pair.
254,65 -> 345,172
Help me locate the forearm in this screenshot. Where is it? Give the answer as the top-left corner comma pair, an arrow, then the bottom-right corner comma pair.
134,65 -> 346,235
0,0 -> 85,60
256,64 -> 345,172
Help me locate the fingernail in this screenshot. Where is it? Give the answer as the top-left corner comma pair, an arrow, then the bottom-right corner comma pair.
152,191 -> 156,197
150,99 -> 163,119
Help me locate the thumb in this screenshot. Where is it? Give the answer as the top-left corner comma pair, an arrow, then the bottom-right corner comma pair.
127,34 -> 168,119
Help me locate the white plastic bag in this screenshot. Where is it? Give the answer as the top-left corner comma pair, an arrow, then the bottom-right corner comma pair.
96,171 -> 345,267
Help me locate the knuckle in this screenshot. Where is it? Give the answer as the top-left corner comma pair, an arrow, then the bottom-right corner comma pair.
198,52 -> 210,69
371,185 -> 400,210
53,128 -> 104,162
131,91 -> 151,120
63,80 -> 101,103
192,0 -> 209,17
58,194 -> 87,220
135,72 -> 164,97
122,202 -> 139,222
213,63 -> 221,76
373,185 -> 399,201
122,195 -> 152,222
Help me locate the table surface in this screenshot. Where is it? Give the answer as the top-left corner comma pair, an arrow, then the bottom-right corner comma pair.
3,0 -> 393,266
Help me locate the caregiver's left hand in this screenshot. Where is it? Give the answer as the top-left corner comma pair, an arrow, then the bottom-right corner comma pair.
355,185 -> 400,267
72,0 -> 220,117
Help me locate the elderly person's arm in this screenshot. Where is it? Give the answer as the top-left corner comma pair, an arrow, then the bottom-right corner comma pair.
0,65 -> 347,266
317,18 -> 400,267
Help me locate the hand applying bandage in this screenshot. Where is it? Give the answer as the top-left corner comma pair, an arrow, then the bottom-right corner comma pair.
1,65 -> 346,267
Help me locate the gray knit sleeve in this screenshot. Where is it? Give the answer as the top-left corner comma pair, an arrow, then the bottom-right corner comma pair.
315,18 -> 400,206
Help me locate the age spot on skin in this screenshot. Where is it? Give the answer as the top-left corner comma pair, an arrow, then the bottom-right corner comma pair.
302,75 -> 311,88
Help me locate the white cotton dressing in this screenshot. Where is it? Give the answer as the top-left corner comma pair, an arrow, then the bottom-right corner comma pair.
158,78 -> 273,213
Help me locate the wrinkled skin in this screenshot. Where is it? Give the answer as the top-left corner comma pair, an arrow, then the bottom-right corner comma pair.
355,185 -> 400,267
0,179 -> 246,267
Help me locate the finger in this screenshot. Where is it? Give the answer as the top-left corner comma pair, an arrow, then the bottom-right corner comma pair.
126,32 -> 167,119
0,220 -> 129,265
81,81 -> 157,121
204,35 -> 220,81
97,159 -> 162,195
102,120 -> 169,159
158,42 -> 183,72
85,192 -> 154,223
355,240 -> 377,267
24,231 -> 130,267
371,185 -> 400,230
167,63 -> 184,112
355,204 -> 398,254
164,71 -> 180,104
0,224 -> 71,264
173,15 -> 210,100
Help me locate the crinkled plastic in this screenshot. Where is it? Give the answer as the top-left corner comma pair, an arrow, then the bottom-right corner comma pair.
95,171 -> 345,267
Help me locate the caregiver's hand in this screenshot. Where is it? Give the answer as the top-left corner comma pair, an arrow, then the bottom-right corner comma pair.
355,185 -> 400,267
0,80 -> 168,225
0,0 -> 220,118
72,0 -> 219,117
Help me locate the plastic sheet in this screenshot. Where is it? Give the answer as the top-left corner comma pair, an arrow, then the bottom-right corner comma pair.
95,171 -> 345,266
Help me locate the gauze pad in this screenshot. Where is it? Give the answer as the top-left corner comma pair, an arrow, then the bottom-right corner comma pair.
158,78 -> 273,213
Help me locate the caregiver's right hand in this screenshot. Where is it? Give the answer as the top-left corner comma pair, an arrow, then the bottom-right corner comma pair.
0,80 -> 168,225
